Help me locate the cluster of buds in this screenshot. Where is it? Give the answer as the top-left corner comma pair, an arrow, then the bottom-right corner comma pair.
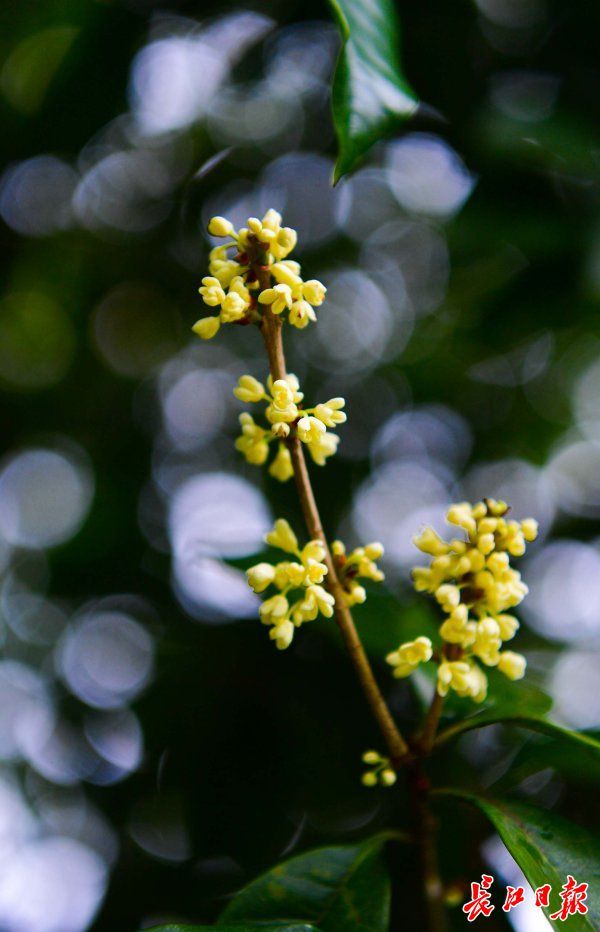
331,540 -> 385,606
246,519 -> 335,649
361,750 -> 397,787
193,211 -> 327,339
233,373 -> 345,481
386,500 -> 537,704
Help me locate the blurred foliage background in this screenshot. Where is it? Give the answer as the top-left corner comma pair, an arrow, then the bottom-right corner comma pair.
0,0 -> 598,929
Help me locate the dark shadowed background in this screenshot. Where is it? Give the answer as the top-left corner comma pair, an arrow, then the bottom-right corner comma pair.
0,0 -> 598,929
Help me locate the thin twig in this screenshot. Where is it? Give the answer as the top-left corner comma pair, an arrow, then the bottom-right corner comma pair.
416,691 -> 445,755
258,296 -> 409,765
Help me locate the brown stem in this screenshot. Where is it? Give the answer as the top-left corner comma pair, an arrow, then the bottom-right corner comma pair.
259,298 -> 409,765
409,763 -> 447,932
416,691 -> 445,755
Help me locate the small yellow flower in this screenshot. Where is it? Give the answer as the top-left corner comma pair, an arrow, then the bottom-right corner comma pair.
208,216 -> 235,237
498,650 -> 526,680
246,562 -> 276,593
313,398 -> 347,428
307,584 -> 335,618
271,379 -> 296,410
271,262 -> 302,287
234,413 -> 269,465
259,594 -> 289,626
297,415 -> 326,444
270,620 -> 295,650
386,637 -> 433,678
234,375 -> 265,403
269,444 -> 294,482
306,430 -> 339,466
259,284 -> 293,315
198,276 -> 226,307
265,518 -> 298,554
289,300 -> 316,329
271,422 -> 290,439
302,279 -> 327,306
270,226 -> 297,260
192,316 -> 221,340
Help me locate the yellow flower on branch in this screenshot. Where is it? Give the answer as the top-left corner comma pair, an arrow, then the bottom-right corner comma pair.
232,372 -> 346,479
331,539 -> 386,606
193,210 -> 327,338
386,499 -> 537,704
247,519 -> 332,650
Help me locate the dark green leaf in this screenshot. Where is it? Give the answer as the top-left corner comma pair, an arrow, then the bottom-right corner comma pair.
495,730 -> 600,789
218,834 -> 393,931
436,709 -> 600,766
327,0 -> 418,182
437,790 -> 600,930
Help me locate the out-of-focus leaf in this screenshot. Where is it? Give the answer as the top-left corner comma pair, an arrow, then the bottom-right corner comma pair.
218,834 -> 393,931
327,0 -> 418,182
1,26 -> 78,114
437,790 -> 600,930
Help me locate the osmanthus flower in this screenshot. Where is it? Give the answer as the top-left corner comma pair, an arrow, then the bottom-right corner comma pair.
386,499 -> 538,704
232,373 -> 345,480
360,750 -> 397,787
192,211 -> 327,339
246,519 -> 334,649
331,540 -> 385,606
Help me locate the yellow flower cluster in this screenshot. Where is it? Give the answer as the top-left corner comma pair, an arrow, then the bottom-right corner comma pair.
246,519 -> 335,649
193,211 -> 327,339
361,750 -> 397,787
233,373 -> 345,481
331,539 -> 385,606
386,500 -> 537,703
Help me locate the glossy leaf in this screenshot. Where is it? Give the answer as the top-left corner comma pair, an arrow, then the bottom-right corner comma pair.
435,707 -> 598,749
327,0 -> 418,182
437,790 -> 600,930
496,729 -> 600,789
218,834 -> 392,931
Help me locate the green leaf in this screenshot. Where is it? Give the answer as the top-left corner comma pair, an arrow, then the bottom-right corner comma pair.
434,684 -> 600,784
1,26 -> 79,115
436,708 -> 600,759
218,834 -> 393,931
437,790 -> 600,930
327,0 -> 418,182
496,730 -> 600,789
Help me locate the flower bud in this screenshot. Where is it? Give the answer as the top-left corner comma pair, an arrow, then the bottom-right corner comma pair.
361,750 -> 381,765
208,216 -> 234,237
192,316 -> 220,340
361,772 -> 378,787
234,375 -> 264,403
265,518 -> 298,554
498,651 -> 526,680
246,563 -> 276,593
